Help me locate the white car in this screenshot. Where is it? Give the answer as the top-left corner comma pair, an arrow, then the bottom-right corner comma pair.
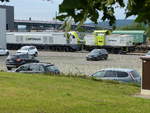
16,46 -> 38,57
0,48 -> 9,56
145,51 -> 150,56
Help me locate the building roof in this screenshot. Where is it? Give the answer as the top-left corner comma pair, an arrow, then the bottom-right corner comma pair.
14,19 -> 95,28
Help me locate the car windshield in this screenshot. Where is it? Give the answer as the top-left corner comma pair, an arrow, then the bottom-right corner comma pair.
46,65 -> 59,72
146,51 -> 150,55
16,64 -> 30,72
7,54 -> 29,59
130,70 -> 140,78
89,49 -> 100,55
7,55 -> 17,59
21,47 -> 29,50
92,71 -> 105,77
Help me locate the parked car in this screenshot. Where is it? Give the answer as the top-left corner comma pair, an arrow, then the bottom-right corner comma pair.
86,49 -> 108,61
145,51 -> 150,56
16,46 -> 38,57
0,48 -> 9,56
6,54 -> 39,70
14,63 -> 60,74
91,68 -> 141,84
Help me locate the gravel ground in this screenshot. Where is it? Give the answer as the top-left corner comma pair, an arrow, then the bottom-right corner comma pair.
0,50 -> 143,75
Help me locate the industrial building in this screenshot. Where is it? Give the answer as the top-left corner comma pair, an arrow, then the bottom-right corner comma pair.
0,8 -> 6,49
0,5 -> 95,31
14,20 -> 95,31
0,5 -> 14,31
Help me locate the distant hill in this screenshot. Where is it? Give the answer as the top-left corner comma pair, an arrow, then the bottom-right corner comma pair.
87,19 -> 135,28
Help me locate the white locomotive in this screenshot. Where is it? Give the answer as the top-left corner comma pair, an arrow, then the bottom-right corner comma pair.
6,31 -> 83,51
6,30 -> 138,53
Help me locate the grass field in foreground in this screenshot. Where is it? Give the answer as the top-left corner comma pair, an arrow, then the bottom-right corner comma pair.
0,72 -> 149,113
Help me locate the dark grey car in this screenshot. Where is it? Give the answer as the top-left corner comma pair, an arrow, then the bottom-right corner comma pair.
86,49 -> 108,61
6,54 -> 39,70
91,68 -> 141,84
15,63 -> 60,74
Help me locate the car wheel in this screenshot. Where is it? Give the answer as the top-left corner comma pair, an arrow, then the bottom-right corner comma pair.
6,52 -> 9,56
104,57 -> 107,60
35,60 -> 39,63
104,56 -> 108,60
34,52 -> 38,57
86,58 -> 90,61
7,67 -> 12,70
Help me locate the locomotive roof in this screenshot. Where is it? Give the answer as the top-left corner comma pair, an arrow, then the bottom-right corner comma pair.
112,30 -> 145,34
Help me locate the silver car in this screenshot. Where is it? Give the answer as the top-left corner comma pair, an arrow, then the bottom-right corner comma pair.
91,68 -> 141,84
0,48 -> 9,56
145,51 -> 150,56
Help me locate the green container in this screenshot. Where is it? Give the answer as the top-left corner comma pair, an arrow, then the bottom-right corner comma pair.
112,30 -> 146,44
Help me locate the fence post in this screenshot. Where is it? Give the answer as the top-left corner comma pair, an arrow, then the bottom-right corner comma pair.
140,56 -> 150,95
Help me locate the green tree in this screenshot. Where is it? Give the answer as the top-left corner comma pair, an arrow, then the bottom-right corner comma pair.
60,16 -> 73,32
57,0 -> 150,25
57,0 -> 125,25
126,0 -> 150,24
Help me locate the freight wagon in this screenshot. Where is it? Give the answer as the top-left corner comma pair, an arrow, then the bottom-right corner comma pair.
6,31 -> 84,51
112,30 -> 146,45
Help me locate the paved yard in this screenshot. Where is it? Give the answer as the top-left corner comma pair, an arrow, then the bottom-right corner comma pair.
0,51 -> 143,75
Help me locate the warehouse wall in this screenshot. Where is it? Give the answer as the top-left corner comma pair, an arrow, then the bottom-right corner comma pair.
0,8 -> 6,49
0,5 -> 14,31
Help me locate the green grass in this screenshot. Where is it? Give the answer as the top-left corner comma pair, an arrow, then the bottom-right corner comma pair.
0,72 -> 149,113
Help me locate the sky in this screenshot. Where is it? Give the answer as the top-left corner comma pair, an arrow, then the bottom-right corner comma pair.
0,0 -> 135,21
